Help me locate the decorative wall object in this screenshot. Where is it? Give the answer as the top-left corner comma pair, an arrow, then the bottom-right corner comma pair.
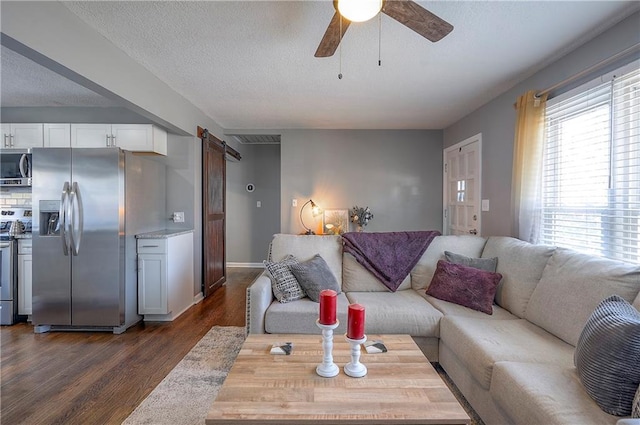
323,209 -> 349,235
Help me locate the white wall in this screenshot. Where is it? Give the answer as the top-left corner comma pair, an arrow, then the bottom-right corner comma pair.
281,130 -> 443,234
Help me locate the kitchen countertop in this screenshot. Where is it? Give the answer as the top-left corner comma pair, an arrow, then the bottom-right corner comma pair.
136,229 -> 194,239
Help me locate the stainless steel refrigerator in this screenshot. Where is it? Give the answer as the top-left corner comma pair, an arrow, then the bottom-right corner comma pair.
32,148 -> 166,333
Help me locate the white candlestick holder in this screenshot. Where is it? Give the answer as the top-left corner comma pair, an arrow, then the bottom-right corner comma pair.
316,319 -> 340,378
344,334 -> 367,378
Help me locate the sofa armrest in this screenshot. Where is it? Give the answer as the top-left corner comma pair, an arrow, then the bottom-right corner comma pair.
617,420 -> 640,425
246,272 -> 273,335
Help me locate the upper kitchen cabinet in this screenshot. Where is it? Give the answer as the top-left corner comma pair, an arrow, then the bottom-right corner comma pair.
1,123 -> 44,149
71,124 -> 167,155
44,124 -> 71,147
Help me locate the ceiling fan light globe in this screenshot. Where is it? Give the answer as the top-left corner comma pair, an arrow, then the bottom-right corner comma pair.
337,0 -> 382,23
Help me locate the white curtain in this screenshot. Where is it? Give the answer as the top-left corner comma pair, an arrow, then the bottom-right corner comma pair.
511,90 -> 548,242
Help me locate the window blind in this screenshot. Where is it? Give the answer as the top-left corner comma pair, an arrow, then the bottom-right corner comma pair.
541,66 -> 640,264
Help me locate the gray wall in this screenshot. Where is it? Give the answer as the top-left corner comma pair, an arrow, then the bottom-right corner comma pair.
226,144 -> 281,264
1,107 -> 154,124
164,135 -> 202,291
444,11 -> 640,237
280,130 -> 443,234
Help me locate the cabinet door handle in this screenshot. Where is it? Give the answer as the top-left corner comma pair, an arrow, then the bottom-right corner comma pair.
111,135 -> 116,147
10,134 -> 15,147
3,134 -> 7,148
142,245 -> 159,248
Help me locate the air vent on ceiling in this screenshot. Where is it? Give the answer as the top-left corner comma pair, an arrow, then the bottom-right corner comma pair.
230,134 -> 280,144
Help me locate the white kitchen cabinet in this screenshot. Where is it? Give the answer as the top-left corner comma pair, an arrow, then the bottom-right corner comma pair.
18,239 -> 33,315
137,231 -> 193,320
1,123 -> 44,149
44,123 -> 71,147
70,124 -> 112,148
71,124 -> 167,155
112,124 -> 167,155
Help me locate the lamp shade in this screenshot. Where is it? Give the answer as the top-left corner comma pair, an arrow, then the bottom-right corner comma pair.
337,0 -> 383,23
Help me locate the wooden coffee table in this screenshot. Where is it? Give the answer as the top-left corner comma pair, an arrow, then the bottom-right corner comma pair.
206,333 -> 470,424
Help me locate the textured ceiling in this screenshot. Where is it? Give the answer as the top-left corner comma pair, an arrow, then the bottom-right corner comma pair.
5,1 -> 640,130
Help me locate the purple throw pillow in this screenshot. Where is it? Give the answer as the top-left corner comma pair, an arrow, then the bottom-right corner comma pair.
426,260 -> 503,315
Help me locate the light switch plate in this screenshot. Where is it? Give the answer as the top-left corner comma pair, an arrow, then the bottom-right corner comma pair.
172,211 -> 185,223
292,199 -> 297,207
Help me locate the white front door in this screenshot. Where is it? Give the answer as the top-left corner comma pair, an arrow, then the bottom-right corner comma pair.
443,134 -> 482,236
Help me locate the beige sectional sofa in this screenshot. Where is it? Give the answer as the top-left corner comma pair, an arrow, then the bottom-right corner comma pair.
246,233 -> 640,425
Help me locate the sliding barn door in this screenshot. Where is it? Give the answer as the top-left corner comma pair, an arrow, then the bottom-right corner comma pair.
202,131 -> 226,296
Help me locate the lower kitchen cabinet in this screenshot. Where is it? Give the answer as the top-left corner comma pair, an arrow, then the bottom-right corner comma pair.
137,231 -> 193,321
18,239 -> 32,315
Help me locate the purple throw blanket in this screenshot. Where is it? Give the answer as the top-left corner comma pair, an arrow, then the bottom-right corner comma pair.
342,230 -> 440,292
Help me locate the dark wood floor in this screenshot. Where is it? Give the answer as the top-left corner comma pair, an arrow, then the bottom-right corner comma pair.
0,267 -> 262,425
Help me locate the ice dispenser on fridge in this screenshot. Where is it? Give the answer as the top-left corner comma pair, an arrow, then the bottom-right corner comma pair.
39,200 -> 60,236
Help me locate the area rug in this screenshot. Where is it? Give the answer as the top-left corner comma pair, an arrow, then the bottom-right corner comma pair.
122,326 -> 246,425
123,326 -> 483,425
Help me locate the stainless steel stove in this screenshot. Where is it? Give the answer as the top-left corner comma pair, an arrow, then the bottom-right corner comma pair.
0,207 -> 32,240
1,207 -> 32,324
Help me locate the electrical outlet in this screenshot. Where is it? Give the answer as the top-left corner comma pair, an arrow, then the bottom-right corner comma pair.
257,201 -> 261,208
172,211 -> 185,223
292,199 -> 297,207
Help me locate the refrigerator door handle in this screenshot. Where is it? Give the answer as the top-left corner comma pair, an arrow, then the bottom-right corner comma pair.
61,181 -> 71,256
69,181 -> 84,256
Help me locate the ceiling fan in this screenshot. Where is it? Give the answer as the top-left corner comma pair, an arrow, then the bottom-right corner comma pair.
315,0 -> 453,58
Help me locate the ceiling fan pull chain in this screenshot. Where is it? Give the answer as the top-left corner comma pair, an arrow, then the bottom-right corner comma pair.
378,12 -> 382,66
338,15 -> 343,79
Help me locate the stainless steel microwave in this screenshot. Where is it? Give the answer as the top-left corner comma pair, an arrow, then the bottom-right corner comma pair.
0,150 -> 32,186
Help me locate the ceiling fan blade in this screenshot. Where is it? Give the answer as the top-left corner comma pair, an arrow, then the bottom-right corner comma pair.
315,12 -> 351,58
382,0 -> 453,42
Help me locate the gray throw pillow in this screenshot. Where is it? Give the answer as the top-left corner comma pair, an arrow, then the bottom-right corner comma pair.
289,254 -> 341,302
445,250 -> 498,272
264,255 -> 306,303
574,295 -> 640,416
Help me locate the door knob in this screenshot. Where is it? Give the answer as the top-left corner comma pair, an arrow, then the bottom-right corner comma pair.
469,229 -> 478,235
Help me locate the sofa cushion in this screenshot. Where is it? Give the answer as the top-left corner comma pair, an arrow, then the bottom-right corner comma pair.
634,291 -> 640,311
634,386 -> 640,418
574,295 -> 640,416
289,254 -> 341,302
411,235 -> 487,290
265,293 -> 350,334
264,255 -> 306,303
491,362 -> 620,425
426,260 -> 502,315
269,234 -> 343,287
445,251 -> 497,272
421,293 -> 518,320
525,248 -> 640,346
481,236 -> 555,318
342,252 -> 411,292
345,290 -> 443,337
439,316 -> 575,390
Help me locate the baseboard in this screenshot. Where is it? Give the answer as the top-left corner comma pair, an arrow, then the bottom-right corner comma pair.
227,262 -> 264,268
193,292 -> 204,304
